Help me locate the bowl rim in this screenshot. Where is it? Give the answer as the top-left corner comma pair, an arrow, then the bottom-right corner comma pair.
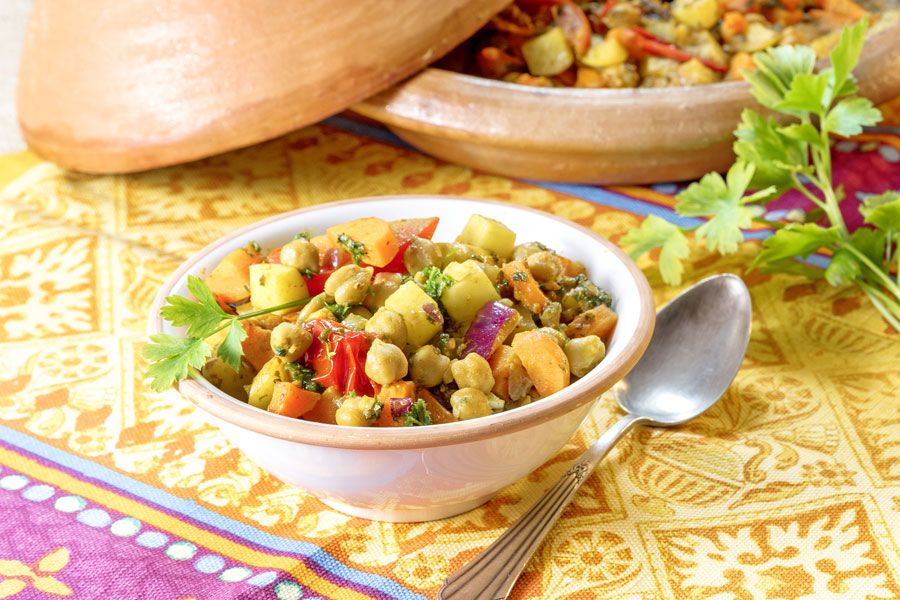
148,195 -> 655,450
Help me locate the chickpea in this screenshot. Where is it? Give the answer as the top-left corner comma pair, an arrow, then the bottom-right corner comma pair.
270,322 -> 313,362
508,354 -> 532,402
335,395 -> 380,427
364,272 -> 402,311
364,339 -> 408,385
304,308 -> 334,322
295,293 -> 326,323
527,251 -> 562,282
403,237 -> 442,275
279,239 -> 319,273
365,309 -> 408,347
409,345 -> 451,387
564,335 -> 606,378
450,353 -> 495,393
535,327 -> 567,348
341,313 -> 368,330
450,388 -> 492,420
324,264 -> 374,306
540,301 -> 562,328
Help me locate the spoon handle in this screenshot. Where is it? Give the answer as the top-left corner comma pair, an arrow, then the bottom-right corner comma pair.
437,412 -> 644,600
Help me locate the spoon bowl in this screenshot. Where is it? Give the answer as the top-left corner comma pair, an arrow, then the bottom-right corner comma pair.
615,273 -> 752,425
439,273 -> 753,600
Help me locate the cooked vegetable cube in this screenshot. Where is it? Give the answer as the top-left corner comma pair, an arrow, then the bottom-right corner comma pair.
521,27 -> 575,77
206,246 -> 262,304
383,281 -> 443,347
511,331 -> 570,397
672,0 -> 721,29
581,36 -> 629,69
249,263 -> 309,315
458,215 -> 517,258
441,260 -> 501,323
326,217 -> 399,267
201,357 -> 254,402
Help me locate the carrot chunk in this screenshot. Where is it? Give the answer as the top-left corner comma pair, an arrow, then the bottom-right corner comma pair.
326,217 -> 400,268
511,331 -> 570,397
268,382 -> 320,418
566,305 -> 619,341
205,246 -> 262,304
502,260 -> 548,315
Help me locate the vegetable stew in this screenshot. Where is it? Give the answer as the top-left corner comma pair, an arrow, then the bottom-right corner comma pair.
199,215 -> 618,427
438,0 -> 887,88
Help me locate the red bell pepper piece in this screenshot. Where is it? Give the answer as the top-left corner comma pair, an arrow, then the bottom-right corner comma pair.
620,27 -> 728,73
302,319 -> 373,396
556,1 -> 592,55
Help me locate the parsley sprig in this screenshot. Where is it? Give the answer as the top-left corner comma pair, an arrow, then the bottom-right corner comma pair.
143,275 -> 312,392
622,17 -> 900,331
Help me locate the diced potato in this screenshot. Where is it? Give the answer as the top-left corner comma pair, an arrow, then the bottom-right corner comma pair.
678,58 -> 721,85
201,358 -> 254,402
247,357 -> 288,410
730,22 -> 781,53
442,260 -> 501,323
383,281 -> 443,347
457,215 -> 517,259
521,27 -> 575,77
249,264 -> 309,315
581,36 -> 629,69
672,0 -> 720,29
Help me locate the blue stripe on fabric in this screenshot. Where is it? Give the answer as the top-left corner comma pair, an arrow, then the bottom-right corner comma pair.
0,425 -> 429,600
321,116 -> 832,272
322,116 -> 414,151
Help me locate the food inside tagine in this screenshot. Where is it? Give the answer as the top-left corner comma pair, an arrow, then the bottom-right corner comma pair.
199,215 -> 618,427
438,0 -> 890,88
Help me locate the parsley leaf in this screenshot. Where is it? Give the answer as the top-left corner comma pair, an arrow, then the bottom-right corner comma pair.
218,320 -> 249,372
776,72 -> 830,115
159,275 -> 227,339
752,223 -> 839,267
823,97 -> 882,137
829,16 -> 869,101
404,398 -> 432,426
861,191 -> 900,234
620,215 -> 690,286
143,334 -> 211,392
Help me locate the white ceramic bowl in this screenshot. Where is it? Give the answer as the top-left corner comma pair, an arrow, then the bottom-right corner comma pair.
148,196 -> 654,521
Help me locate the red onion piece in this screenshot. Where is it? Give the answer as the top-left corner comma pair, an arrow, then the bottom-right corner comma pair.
322,247 -> 341,270
423,303 -> 444,325
463,301 -> 521,358
390,397 -> 413,419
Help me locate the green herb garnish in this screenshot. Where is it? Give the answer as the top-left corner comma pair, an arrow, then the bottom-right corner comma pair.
363,400 -> 384,422
621,17 -> 900,331
285,362 -> 324,392
337,233 -> 367,265
294,232 -> 310,240
512,271 -> 528,282
421,266 -> 454,301
404,398 -> 432,426
325,302 -> 352,321
274,345 -> 287,357
249,240 -> 262,253
143,276 -> 312,392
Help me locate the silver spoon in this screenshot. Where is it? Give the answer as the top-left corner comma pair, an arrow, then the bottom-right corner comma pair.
438,273 -> 752,600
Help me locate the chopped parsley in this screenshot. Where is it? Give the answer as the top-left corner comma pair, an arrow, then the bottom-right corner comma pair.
249,240 -> 262,253
512,271 -> 528,282
301,268 -> 318,279
363,400 -> 384,422
421,266 -> 454,301
571,274 -> 612,308
436,333 -> 451,350
337,233 -> 367,265
325,302 -> 352,321
404,398 -> 432,426
274,345 -> 287,357
284,362 -> 325,393
294,232 -> 310,240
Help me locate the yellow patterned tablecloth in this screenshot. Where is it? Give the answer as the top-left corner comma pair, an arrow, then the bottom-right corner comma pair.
1,116 -> 899,600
